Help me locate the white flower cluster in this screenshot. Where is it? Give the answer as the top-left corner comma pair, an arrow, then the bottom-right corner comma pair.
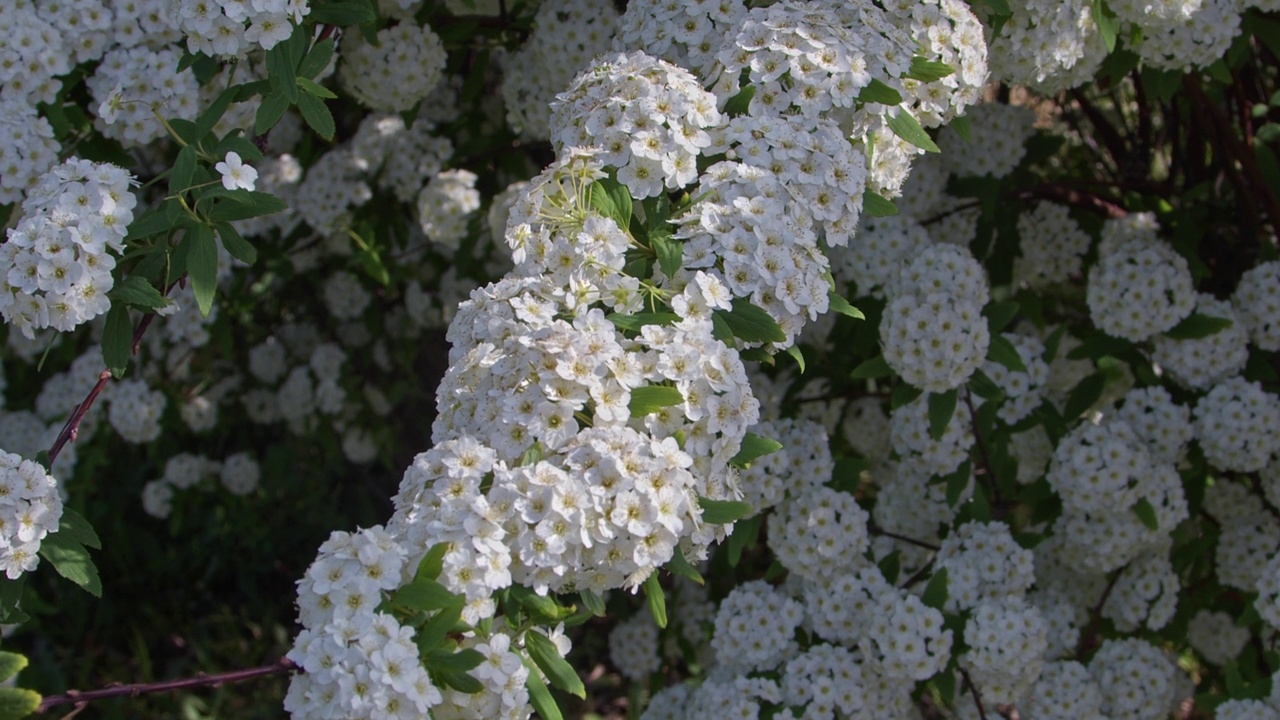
107,378 -> 167,444
0,449 -> 62,580
1021,660 -> 1106,720
0,2 -> 72,106
1151,293 -> 1248,390
613,0 -> 747,81
939,102 -> 1036,179
1116,0 -> 1242,72
550,52 -> 721,200
608,611 -> 661,681
889,392 -> 974,475
1193,376 -> 1280,473
934,521 -> 1035,612
1186,609 -> 1249,666
736,418 -> 831,513
710,580 -> 804,671
1,159 -> 137,339
1088,638 -> 1182,720
1013,202 -> 1092,289
1102,551 -> 1178,632
986,0 -> 1107,93
829,215 -> 932,299
1235,260 -> 1280,350
87,46 -> 199,147
1087,238 -> 1195,342
1111,386 -> 1193,464
0,100 -> 60,206
960,598 -> 1048,705
175,0 -> 306,56
768,485 -> 869,580
501,0 -> 619,140
417,169 -> 481,250
339,23 -> 446,112
981,333 -> 1049,424
322,270 -> 372,321
881,243 -> 990,392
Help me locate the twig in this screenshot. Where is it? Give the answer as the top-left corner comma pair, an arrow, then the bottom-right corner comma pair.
958,667 -> 989,720
1074,567 -> 1124,660
1010,183 -> 1128,219
36,657 -> 299,714
868,524 -> 941,552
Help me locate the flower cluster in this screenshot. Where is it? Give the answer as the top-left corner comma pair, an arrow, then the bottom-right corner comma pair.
339,23 -> 447,112
417,169 -> 481,250
1087,237 -> 1195,342
0,159 -> 137,338
0,99 -> 60,205
0,449 -> 62,580
1012,202 -> 1092,289
939,102 -> 1036,179
174,0 -> 307,55
87,46 -> 199,146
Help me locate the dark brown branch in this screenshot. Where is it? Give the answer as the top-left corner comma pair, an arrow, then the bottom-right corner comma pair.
868,524 -> 941,552
959,667 -> 989,720
1074,567 -> 1124,660
36,658 -> 298,714
1011,183 -> 1128,219
1069,89 -> 1129,175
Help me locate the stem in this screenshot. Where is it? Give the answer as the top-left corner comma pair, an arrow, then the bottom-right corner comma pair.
36,657 -> 298,714
868,524 -> 941,551
1074,567 -> 1124,660
958,667 -> 989,720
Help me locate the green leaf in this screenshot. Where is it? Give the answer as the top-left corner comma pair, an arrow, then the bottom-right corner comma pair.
1063,373 -> 1107,420
0,687 -> 41,719
607,312 -> 679,333
950,114 -> 972,143
215,222 -> 257,265
207,191 -> 288,222
651,228 -> 682,280
510,586 -> 574,622
967,368 -> 1004,402
730,432 -> 783,469
125,207 -> 174,242
944,461 -> 971,508
108,276 -> 167,310
297,38 -> 336,79
858,78 -> 903,105
186,224 -> 219,317
1132,498 -> 1158,530
56,508 -> 101,551
0,653 -> 26,685
886,109 -> 940,153
906,56 -> 955,82
697,497 -> 753,524
167,119 -> 201,146
432,666 -> 484,694
254,91 -> 290,136
977,0 -> 1011,13
665,545 -> 704,585
578,589 -> 606,617
628,385 -> 684,417
878,550 -> 901,584
987,334 -> 1028,373
416,598 -> 464,653
983,300 -> 1019,334
723,84 -> 756,117
727,514 -> 762,567
214,133 -> 265,164
932,668 -> 957,705
1165,312 -> 1233,340
589,176 -> 633,236
102,304 -> 133,377
37,533 -> 101,597
525,629 -> 586,698
1092,0 -> 1119,53
170,144 -> 197,195
715,299 -> 787,344
393,578 -> 456,612
828,290 -> 865,319
416,543 -> 449,581
784,344 -> 805,373
927,390 -> 957,442
194,85 -> 238,141
921,567 -> 948,610
518,442 -> 544,467
296,76 -> 338,100
863,191 -> 899,217
307,0 -> 378,25
266,41 -> 300,103
296,92 -> 335,141
851,355 -> 893,379
523,661 -> 564,720
643,574 -> 668,629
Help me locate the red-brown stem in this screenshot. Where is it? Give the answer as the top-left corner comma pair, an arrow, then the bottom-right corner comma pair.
36,657 -> 299,714
1075,567 -> 1124,660
1011,183 -> 1128,219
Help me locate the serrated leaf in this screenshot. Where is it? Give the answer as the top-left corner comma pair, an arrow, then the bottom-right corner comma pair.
578,588 -> 606,617
785,344 -> 805,373
643,574 -> 668,629
525,629 -> 586,698
607,312 -> 679,333
697,497 -> 753,524
710,312 -> 735,344
434,667 -> 484,694
730,432 -> 783,469
1063,373 -> 1107,420
297,38 -> 336,80
416,598 -> 464,653
1165,312 -> 1233,340
983,300 -> 1019,333
102,304 -> 132,377
511,586 -> 574,622
921,567 -> 948,610
851,355 -> 893,379
170,144 -> 197,195
254,91 -> 290,136
56,508 -> 101,550
858,78 -> 903,105
906,56 -> 955,82
296,92 -> 335,141
0,687 -> 40,719
878,551 -> 901,584
828,290 -> 865,319
927,390 -> 957,441
307,0 -> 378,25
194,85 -> 238,141
651,229 -> 682,280
715,299 -> 787,344
665,546 -> 705,584
296,76 -> 338,100
215,222 -> 257,265
207,191 -> 288,222
416,543 -> 449,581
1132,498 -> 1158,530
886,109 -> 940,153
863,191 -> 899,217
0,653 -> 27,685
967,368 -> 1004,402
589,176 -> 633,237
1092,0 -> 1119,53
108,276 -> 167,310
266,42 -> 299,103
987,334 -> 1028,373
393,578 -> 456,612
628,385 -> 684,417
944,462 -> 971,507
38,534 -> 101,597
186,224 -> 219,317
727,514 -> 762,567
524,661 -> 564,720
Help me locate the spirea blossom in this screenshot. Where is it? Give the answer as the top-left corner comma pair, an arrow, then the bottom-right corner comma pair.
339,23 -> 447,112
1087,239 -> 1195,342
0,449 -> 62,580
0,99 -> 60,206
1234,260 -> 1280,350
1193,376 -> 1280,473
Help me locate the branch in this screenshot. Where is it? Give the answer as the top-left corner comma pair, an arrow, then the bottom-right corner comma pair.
868,524 -> 941,552
1010,183 -> 1128,219
1074,566 -> 1124,660
958,667 -> 989,720
36,657 -> 299,714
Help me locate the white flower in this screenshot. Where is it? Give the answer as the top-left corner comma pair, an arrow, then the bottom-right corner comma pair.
215,151 -> 258,192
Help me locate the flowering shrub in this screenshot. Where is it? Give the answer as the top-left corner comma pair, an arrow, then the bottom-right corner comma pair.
1,0 -> 1280,719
